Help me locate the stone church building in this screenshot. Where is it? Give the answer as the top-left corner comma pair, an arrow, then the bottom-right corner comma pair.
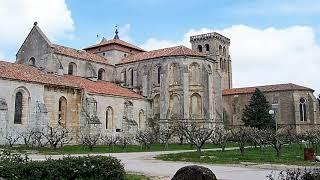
0,23 -> 318,144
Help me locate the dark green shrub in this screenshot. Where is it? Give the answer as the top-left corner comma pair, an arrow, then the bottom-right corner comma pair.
0,151 -> 125,180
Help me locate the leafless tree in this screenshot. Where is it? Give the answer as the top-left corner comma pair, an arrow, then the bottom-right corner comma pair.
231,126 -> 252,155
2,128 -> 20,147
31,128 -> 46,147
135,130 -> 154,150
178,121 -> 214,154
159,127 -> 176,150
101,133 -> 120,151
118,133 -> 132,150
211,126 -> 231,152
19,128 -> 34,147
43,125 -> 72,149
79,126 -> 101,151
267,129 -> 289,157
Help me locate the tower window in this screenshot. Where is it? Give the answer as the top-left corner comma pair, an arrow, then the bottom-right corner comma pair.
198,45 -> 203,52
14,92 -> 23,124
29,57 -> 35,66
205,44 -> 210,51
98,68 -> 105,80
68,62 -> 77,75
299,97 -> 307,122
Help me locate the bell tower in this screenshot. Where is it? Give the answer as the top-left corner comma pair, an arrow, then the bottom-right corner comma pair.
190,32 -> 232,90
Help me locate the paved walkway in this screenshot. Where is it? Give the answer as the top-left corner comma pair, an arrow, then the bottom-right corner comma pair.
28,148 -> 279,180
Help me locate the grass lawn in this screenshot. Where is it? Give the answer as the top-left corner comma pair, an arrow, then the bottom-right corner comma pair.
156,144 -> 320,166
5,142 -> 236,155
126,174 -> 150,180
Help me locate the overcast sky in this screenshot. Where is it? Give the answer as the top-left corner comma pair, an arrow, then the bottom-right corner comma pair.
0,0 -> 319,94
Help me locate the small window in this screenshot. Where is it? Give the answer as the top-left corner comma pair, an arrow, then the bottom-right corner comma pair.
124,54 -> 127,57
130,50 -> 132,52
14,92 -> 23,124
102,52 -> 105,56
223,47 -> 226,56
299,97 -> 307,122
219,45 -> 222,55
220,58 -> 223,69
98,68 -> 105,80
68,63 -> 77,75
98,48 -> 101,51
29,57 -> 35,66
198,45 -> 202,52
205,44 -> 210,51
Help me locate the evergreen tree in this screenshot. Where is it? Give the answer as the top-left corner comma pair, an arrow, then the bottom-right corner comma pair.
241,88 -> 274,130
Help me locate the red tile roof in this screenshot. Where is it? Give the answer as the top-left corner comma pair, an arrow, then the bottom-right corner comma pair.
118,46 -> 207,64
223,83 -> 313,95
53,44 -> 111,65
84,38 -> 145,52
0,61 -> 144,99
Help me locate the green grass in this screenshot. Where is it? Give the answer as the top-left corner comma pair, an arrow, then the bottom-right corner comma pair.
5,142 -> 236,155
156,144 -> 320,166
126,174 -> 150,180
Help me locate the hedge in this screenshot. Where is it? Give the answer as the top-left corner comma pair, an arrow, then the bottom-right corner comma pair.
0,150 -> 125,180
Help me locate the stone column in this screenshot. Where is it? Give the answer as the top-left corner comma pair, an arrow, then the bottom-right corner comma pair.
208,73 -> 214,120
160,73 -> 167,120
142,75 -> 148,97
183,71 -> 189,119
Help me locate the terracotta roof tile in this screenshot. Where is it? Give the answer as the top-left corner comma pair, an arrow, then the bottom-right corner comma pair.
223,83 -> 313,95
53,44 -> 111,65
0,61 -> 144,99
118,46 -> 207,64
84,39 -> 145,52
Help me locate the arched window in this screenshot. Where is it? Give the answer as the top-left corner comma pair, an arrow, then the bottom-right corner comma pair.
68,62 -> 77,75
14,92 -> 23,124
223,47 -> 226,56
198,45 -> 203,52
124,101 -> 133,120
106,106 -> 113,129
220,58 -> 223,70
224,59 -> 227,72
128,68 -> 134,87
139,110 -> 145,129
157,66 -> 161,85
29,57 -> 35,66
58,97 -> 67,128
190,93 -> 202,118
169,94 -> 181,117
205,44 -> 210,51
219,45 -> 222,55
169,63 -> 180,85
153,94 -> 160,115
299,97 -> 307,122
98,68 -> 105,80
189,62 -> 200,84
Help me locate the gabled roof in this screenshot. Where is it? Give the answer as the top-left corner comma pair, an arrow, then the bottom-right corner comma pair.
17,23 -> 54,56
83,38 -> 145,52
118,45 -> 207,64
0,60 -> 144,99
223,83 -> 314,96
53,44 -> 111,65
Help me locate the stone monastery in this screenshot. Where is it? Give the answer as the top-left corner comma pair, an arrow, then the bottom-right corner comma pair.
0,23 -> 319,144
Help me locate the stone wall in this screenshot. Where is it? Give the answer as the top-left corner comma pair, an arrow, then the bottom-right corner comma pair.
223,90 -> 319,133
116,56 -> 221,123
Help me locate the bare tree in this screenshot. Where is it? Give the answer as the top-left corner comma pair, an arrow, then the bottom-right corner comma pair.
267,129 -> 288,157
135,130 -> 154,150
101,133 -> 120,151
178,121 -> 214,154
211,126 -> 231,152
231,126 -> 252,155
2,128 -> 20,147
43,125 -> 72,149
19,129 -> 34,147
31,128 -> 46,147
79,126 -> 101,151
118,133 -> 132,150
159,127 -> 176,150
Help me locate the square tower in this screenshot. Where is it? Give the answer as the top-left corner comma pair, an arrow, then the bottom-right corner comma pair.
190,32 -> 232,90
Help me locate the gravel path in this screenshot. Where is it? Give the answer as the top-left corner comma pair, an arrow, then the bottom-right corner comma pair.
28,148 -> 279,180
